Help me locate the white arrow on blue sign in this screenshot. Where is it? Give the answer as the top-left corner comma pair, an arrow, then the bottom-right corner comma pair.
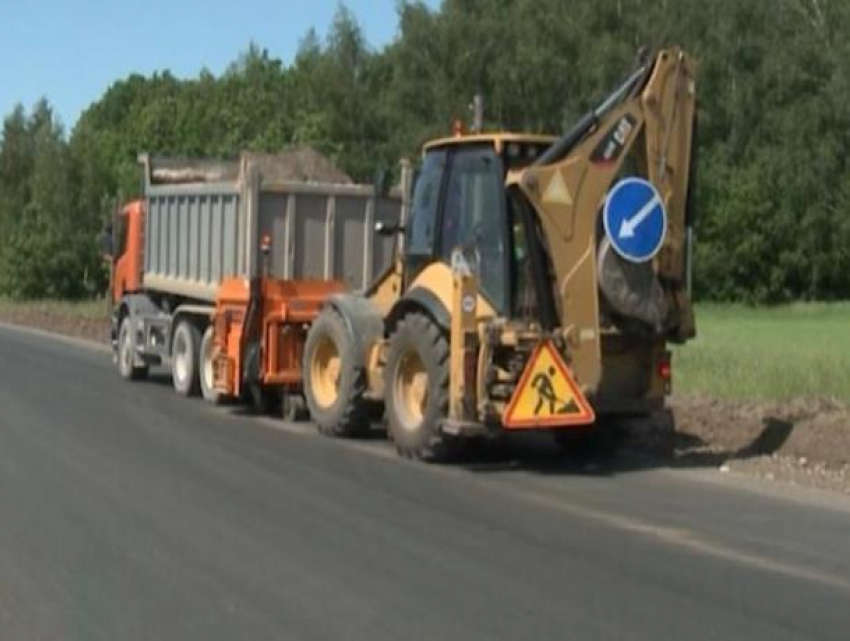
602,177 -> 667,263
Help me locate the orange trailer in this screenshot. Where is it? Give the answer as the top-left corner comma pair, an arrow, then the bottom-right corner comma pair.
212,277 -> 346,417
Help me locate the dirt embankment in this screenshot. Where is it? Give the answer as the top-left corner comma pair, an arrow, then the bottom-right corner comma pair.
670,395 -> 850,494
0,306 -> 110,345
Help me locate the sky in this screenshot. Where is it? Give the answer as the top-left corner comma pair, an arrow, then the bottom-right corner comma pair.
0,0 -> 438,131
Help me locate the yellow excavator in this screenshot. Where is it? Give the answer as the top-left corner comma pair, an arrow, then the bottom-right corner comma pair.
301,47 -> 697,460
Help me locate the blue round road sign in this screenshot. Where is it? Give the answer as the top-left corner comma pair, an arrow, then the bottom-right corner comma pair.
602,177 -> 667,263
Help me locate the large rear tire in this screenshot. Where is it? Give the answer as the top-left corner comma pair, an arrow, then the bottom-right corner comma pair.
172,320 -> 201,397
199,325 -> 221,404
303,308 -> 371,438
384,313 -> 457,462
117,316 -> 148,381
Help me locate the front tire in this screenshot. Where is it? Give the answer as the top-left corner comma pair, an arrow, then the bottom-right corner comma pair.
117,316 -> 148,381
171,320 -> 201,396
384,313 -> 457,462
303,308 -> 371,438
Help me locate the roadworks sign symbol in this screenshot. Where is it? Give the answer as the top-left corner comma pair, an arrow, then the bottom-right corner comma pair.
503,340 -> 595,429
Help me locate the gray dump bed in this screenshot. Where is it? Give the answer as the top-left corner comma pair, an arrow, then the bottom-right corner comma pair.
140,152 -> 405,302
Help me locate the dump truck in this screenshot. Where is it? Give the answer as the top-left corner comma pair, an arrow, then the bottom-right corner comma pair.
106,151 -> 403,404
283,46 -> 698,460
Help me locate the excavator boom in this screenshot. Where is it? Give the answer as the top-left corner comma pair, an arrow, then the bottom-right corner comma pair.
510,47 -> 697,391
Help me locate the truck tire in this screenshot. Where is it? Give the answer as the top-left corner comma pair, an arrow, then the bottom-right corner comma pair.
172,320 -> 201,397
199,325 -> 221,404
281,392 -> 308,422
384,312 -> 457,462
303,308 -> 371,438
117,316 -> 148,381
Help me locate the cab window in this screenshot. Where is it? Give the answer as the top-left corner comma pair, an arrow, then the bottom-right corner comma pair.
407,150 -> 447,255
439,147 -> 508,314
113,211 -> 129,258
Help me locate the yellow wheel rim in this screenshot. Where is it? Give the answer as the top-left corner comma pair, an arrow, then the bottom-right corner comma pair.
310,334 -> 341,408
394,348 -> 428,431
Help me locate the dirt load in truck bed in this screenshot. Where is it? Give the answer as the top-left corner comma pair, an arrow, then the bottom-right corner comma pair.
149,146 -> 353,185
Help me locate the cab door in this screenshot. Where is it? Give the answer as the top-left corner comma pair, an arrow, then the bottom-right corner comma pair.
405,145 -> 510,315
405,149 -> 447,285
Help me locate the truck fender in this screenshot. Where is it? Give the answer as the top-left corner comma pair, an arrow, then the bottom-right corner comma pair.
385,288 -> 451,334
169,304 -> 215,350
171,304 -> 215,323
325,293 -> 385,367
112,293 -> 161,361
114,293 -> 159,335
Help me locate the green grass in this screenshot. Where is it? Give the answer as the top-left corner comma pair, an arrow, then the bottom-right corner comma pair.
673,303 -> 850,402
0,297 -> 109,320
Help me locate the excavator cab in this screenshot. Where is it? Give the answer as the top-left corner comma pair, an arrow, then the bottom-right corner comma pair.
404,135 -> 555,316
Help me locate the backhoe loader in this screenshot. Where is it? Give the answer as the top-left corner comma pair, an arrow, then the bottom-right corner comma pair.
302,47 -> 697,460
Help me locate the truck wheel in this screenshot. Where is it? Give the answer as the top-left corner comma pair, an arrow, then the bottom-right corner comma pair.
117,316 -> 148,381
384,313 -> 457,462
172,320 -> 201,396
248,383 -> 275,415
282,392 -> 308,422
199,325 -> 221,404
303,308 -> 371,438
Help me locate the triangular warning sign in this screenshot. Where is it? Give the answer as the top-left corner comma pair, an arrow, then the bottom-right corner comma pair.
543,170 -> 573,206
503,340 -> 595,429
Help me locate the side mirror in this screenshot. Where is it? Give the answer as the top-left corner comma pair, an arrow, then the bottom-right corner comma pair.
99,226 -> 114,260
375,221 -> 404,236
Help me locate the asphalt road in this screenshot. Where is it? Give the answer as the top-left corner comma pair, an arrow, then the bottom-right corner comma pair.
1,323 -> 849,641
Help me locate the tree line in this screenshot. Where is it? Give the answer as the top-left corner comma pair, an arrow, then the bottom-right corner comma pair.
1,0 -> 849,302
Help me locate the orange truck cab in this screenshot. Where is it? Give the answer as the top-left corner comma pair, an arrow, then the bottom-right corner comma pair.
109,200 -> 145,305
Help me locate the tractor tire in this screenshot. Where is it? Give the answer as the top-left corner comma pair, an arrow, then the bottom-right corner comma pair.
117,316 -> 148,381
384,313 -> 458,462
199,325 -> 222,404
303,308 -> 371,438
171,319 -> 201,397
